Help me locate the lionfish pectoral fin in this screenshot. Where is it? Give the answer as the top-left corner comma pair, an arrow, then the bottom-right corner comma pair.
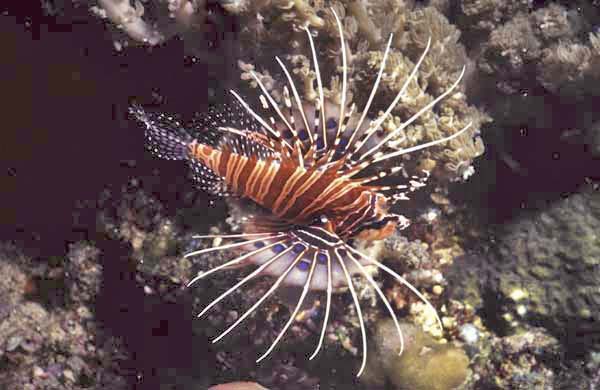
184,225 -> 354,364
225,199 -> 294,234
256,250 -> 317,363
332,248 -> 368,377
183,227 -> 318,346
185,234 -> 288,287
185,225 -> 410,376
329,241 -> 442,376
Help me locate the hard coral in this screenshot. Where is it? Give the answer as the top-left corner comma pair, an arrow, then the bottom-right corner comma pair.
491,187 -> 600,348
362,319 -> 469,390
471,327 -> 559,389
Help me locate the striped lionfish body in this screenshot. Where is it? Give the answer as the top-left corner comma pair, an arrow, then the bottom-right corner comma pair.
130,8 -> 474,377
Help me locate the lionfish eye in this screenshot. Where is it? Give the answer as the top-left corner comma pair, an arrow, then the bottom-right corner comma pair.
313,215 -> 329,226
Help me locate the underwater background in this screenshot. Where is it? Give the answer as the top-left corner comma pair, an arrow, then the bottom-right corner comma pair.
1,0 -> 600,389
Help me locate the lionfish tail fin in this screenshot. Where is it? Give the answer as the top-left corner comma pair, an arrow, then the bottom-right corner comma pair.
130,103 -> 194,161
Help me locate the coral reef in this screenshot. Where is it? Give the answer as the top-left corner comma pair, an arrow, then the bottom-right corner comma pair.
538,29 -> 600,98
447,185 -> 600,341
89,172 -> 472,388
361,318 -> 470,390
457,1 -> 600,168
0,243 -> 130,389
490,186 -> 600,348
94,178 -> 331,388
456,0 -> 533,37
477,3 -> 584,96
444,187 -> 600,389
468,326 -> 561,389
15,0 -> 600,388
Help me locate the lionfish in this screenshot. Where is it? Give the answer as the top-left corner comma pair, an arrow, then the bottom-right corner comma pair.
130,8 -> 473,377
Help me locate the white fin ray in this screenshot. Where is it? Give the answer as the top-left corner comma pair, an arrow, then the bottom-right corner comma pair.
347,251 -> 404,355
346,246 -> 443,333
331,9 -> 348,157
249,71 -> 304,167
212,248 -> 306,343
335,249 -> 368,377
256,250 -> 316,363
197,243 -> 295,319
359,63 -> 466,162
229,89 -> 293,152
372,121 -> 473,164
309,250 -> 333,360
345,34 -> 394,154
276,56 -> 314,145
186,238 -> 288,288
304,25 -> 327,152
184,235 -> 285,258
351,37 -> 432,160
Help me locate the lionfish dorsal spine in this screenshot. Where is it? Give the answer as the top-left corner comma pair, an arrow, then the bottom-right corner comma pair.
349,34 -> 394,154
304,25 -> 327,151
276,56 -> 314,145
331,9 -> 348,154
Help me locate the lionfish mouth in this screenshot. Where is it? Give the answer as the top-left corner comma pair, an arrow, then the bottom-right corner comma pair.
132,5 -> 474,378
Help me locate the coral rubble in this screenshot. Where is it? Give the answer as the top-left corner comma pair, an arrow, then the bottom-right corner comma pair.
0,243 -> 129,389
